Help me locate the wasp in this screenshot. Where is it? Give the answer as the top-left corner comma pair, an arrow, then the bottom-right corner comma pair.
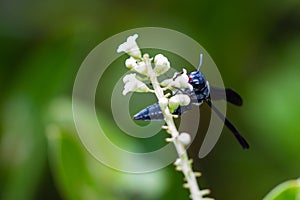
133,54 -> 249,149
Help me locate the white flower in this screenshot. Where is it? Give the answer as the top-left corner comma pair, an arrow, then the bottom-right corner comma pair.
178,132 -> 191,146
125,57 -> 147,75
161,69 -> 193,90
169,94 -> 190,106
171,69 -> 193,90
168,94 -> 190,112
122,73 -> 150,95
154,54 -> 170,76
174,158 -> 183,170
117,34 -> 141,58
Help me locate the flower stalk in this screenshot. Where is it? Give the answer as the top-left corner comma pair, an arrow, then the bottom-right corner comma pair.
143,54 -> 210,200
118,34 -> 213,200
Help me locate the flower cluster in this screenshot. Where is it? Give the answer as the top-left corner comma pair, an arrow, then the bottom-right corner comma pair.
117,34 -> 193,113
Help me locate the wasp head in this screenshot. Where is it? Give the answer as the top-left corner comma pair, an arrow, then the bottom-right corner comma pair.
188,71 -> 207,88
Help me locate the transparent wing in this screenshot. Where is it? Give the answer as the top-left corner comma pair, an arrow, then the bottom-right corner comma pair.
210,86 -> 243,106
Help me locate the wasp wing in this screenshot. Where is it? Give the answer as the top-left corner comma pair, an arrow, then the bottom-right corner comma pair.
210,86 -> 243,106
206,100 -> 249,149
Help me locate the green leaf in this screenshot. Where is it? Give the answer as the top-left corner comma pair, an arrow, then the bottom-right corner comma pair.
263,179 -> 300,200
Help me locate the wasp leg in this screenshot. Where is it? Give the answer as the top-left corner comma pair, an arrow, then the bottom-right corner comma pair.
206,100 -> 249,149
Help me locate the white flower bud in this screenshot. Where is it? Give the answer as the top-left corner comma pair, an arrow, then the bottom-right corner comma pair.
168,94 -> 190,112
122,73 -> 150,95
154,54 -> 170,76
117,34 -> 141,58
125,56 -> 136,70
174,158 -> 181,166
125,57 -> 148,75
170,94 -> 191,106
178,132 -> 191,146
159,97 -> 169,109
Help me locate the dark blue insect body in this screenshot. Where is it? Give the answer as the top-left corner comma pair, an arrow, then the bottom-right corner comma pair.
188,70 -> 210,103
133,70 -> 209,120
133,97 -> 192,120
133,55 -> 249,149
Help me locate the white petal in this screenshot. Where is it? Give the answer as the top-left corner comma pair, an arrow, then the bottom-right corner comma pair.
168,94 -> 190,112
122,81 -> 134,95
169,94 -> 190,106
178,132 -> 191,146
154,54 -> 170,76
123,73 -> 136,84
125,57 -> 148,75
174,158 -> 181,166
117,34 -> 141,58
154,54 -> 170,67
169,69 -> 193,90
125,57 -> 137,69
117,34 -> 138,52
134,61 -> 147,75
134,82 -> 150,93
122,73 -> 150,95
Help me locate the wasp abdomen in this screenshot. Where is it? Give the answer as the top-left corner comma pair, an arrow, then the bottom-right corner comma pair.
133,103 -> 164,120
133,102 -> 192,121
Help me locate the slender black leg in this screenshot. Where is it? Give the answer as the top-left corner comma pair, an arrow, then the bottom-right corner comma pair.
206,100 -> 250,149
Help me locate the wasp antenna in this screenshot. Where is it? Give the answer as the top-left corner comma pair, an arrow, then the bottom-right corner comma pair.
197,53 -> 203,71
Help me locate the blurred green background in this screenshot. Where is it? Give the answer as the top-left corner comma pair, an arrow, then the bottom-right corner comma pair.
1,0 -> 300,200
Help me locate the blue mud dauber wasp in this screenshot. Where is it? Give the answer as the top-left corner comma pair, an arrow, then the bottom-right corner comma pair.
133,54 -> 249,149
